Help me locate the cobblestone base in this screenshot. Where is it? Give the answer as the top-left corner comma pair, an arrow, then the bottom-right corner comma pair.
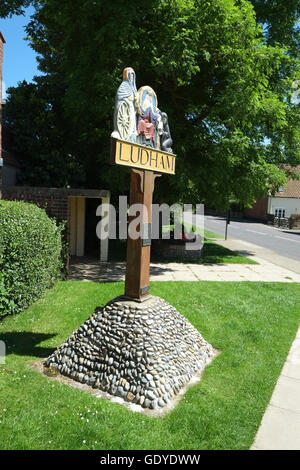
45,296 -> 214,410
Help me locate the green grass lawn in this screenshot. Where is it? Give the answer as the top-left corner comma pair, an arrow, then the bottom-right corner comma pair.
1,280 -> 299,450
202,229 -> 223,239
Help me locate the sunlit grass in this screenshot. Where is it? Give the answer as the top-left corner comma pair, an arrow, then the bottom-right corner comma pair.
1,280 -> 299,450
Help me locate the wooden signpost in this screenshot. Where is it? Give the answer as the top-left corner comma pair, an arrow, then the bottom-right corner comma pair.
111,67 -> 176,301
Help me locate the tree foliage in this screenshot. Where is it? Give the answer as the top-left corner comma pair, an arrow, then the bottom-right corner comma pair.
4,79 -> 83,187
5,0 -> 300,207
0,0 -> 32,18
250,0 -> 300,51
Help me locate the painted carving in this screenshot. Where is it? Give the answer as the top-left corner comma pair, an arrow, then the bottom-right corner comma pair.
136,85 -> 161,149
112,68 -> 173,154
112,67 -> 138,142
159,111 -> 173,153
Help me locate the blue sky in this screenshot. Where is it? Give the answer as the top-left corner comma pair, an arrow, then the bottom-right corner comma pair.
0,6 -> 40,98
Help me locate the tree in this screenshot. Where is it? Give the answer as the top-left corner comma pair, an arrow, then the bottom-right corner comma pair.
0,1 -> 33,18
4,79 -> 83,187
250,0 -> 300,51
6,0 -> 300,207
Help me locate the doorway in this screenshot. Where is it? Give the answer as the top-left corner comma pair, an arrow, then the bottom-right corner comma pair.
85,198 -> 102,257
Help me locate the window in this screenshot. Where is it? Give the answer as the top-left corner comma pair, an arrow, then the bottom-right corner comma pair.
275,208 -> 285,218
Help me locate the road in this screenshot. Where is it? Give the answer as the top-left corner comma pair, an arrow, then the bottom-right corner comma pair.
203,215 -> 300,262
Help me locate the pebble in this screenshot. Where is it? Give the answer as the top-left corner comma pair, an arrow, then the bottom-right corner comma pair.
146,390 -> 157,400
139,395 -> 145,406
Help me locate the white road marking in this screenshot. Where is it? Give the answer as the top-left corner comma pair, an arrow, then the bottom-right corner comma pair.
246,230 -> 267,235
276,236 -> 300,243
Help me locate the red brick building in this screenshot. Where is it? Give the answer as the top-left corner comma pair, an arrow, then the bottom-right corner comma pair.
245,166 -> 300,226
244,197 -> 269,220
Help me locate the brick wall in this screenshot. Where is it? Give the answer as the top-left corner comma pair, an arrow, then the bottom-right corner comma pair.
2,186 -> 69,221
1,186 -> 110,222
244,197 -> 269,220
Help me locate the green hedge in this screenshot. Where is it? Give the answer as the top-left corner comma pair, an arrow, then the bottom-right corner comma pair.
0,200 -> 64,316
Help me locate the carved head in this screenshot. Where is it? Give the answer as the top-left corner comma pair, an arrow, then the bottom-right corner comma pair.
161,112 -> 168,126
123,67 -> 135,83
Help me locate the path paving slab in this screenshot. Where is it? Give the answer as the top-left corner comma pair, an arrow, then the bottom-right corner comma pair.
252,328 -> 300,450
270,375 -> 300,412
69,257 -> 300,283
216,238 -> 300,275
252,405 -> 300,450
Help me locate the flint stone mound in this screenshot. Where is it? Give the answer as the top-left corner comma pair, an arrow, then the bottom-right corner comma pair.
44,296 -> 214,410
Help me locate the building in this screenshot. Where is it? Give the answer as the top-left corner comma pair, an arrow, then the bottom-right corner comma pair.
268,166 -> 300,218
245,166 -> 300,223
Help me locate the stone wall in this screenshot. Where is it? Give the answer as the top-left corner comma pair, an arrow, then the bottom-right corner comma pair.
290,215 -> 300,229
153,240 -> 203,260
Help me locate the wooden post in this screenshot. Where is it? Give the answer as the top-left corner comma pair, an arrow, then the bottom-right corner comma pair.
225,209 -> 230,240
125,168 -> 160,300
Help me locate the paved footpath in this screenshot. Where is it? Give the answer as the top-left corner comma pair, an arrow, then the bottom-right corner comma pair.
69,238 -> 300,449
69,240 -> 300,283
251,327 -> 300,450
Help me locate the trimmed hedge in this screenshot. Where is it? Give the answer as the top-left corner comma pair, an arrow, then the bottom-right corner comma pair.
0,200 -> 63,316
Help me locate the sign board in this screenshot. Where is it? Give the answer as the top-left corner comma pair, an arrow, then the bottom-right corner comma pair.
110,67 -> 176,178
111,138 -> 176,175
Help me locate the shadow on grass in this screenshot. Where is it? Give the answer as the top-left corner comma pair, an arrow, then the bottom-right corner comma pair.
0,332 -> 57,358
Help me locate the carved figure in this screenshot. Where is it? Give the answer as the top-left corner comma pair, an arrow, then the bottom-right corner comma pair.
136,86 -> 160,148
160,111 -> 173,153
112,67 -> 138,142
111,68 -> 174,154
